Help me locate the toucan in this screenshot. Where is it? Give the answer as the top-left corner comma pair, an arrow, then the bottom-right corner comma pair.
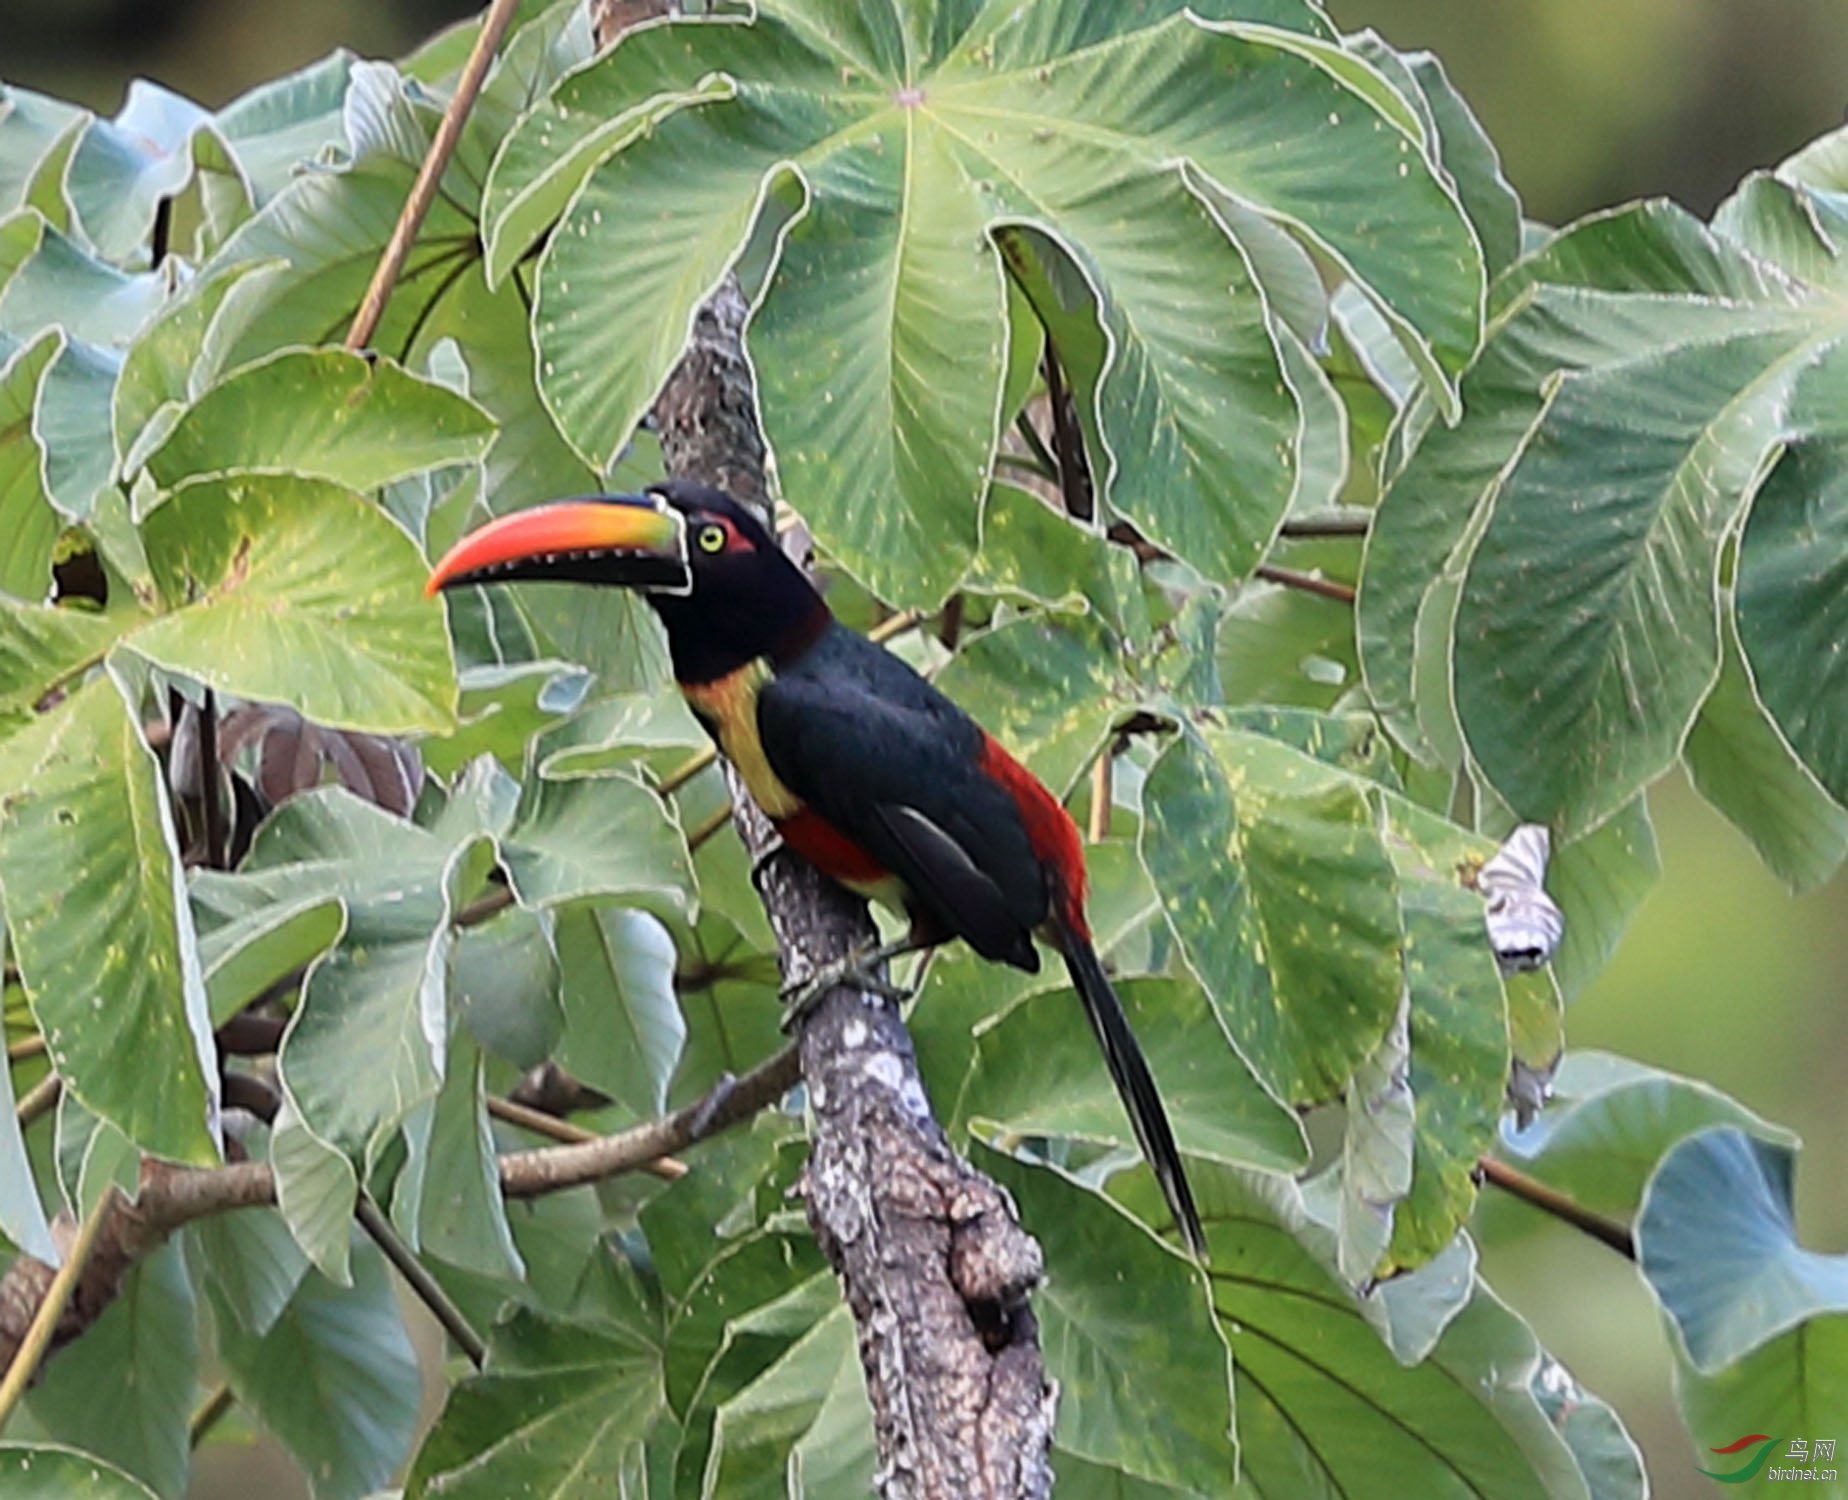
426,480 -> 1205,1256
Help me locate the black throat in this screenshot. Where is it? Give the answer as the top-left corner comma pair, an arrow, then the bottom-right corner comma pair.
648,554 -> 830,685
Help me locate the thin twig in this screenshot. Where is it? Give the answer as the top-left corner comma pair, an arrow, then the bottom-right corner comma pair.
500,1043 -> 799,1198
189,1383 -> 235,1449
1278,513 -> 1372,539
869,608 -> 924,645
485,1094 -> 687,1178
453,885 -> 514,928
995,452 -> 1055,482
0,1187 -> 116,1426
150,197 -> 172,268
1040,345 -> 1094,522
15,1072 -> 59,1128
343,0 -> 522,351
1012,409 -> 1060,480
687,802 -> 734,852
1477,1155 -> 1635,1260
1253,563 -> 1358,605
658,747 -> 718,797
353,1193 -> 487,1369
199,688 -> 225,871
1087,748 -> 1112,844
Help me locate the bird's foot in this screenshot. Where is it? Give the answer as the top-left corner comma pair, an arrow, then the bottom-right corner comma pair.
779,937 -> 918,1032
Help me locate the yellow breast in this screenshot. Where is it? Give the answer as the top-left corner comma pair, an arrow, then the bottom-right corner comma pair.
680,660 -> 802,819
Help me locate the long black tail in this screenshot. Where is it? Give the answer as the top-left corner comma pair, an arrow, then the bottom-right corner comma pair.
1057,927 -> 1206,1257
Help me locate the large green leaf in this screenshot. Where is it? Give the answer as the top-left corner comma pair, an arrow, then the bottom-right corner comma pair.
448,902 -> 562,1068
0,85 -> 88,212
1640,1131 -> 1848,1489
0,1446 -> 159,1500
1385,854 -> 1509,1268
1736,439 -> 1848,812
128,471 -> 457,734
1357,201 -> 1796,762
213,1242 -> 421,1500
522,3 -> 1480,602
701,1304 -> 876,1500
929,611 -> 1133,795
0,327 -> 62,601
27,1243 -> 197,1500
142,347 -> 496,500
1140,727 -> 1405,1103
407,1307 -> 668,1499
185,1205 -> 313,1341
1639,1127 -> 1846,1374
1686,597 -> 1848,894
958,976 -> 1307,1175
397,1029 -> 523,1281
258,796 -> 488,1167
204,156 -> 477,369
985,1148 -> 1234,1490
0,673 -> 218,1163
0,596 -> 128,722
1452,320 -> 1811,831
552,904 -> 686,1119
208,50 -> 353,206
500,769 -> 693,916
1180,1164 -> 1609,1500
60,82 -> 212,266
112,257 -> 278,480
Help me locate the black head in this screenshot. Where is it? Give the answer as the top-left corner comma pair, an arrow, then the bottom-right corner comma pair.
641,482 -> 825,683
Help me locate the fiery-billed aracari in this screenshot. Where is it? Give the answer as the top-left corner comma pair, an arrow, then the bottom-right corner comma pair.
427,481 -> 1204,1255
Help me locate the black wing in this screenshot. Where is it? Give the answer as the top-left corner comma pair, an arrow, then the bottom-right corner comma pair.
757,623 -> 1047,968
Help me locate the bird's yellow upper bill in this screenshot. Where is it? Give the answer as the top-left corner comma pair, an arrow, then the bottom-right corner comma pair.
424,497 -> 682,595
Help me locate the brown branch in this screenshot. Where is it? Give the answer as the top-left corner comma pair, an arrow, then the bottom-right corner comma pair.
0,1188 -> 115,1425
1039,345 -> 1094,523
1477,1155 -> 1635,1260
1278,513 -> 1372,539
1087,748 -> 1112,845
199,688 -> 226,870
216,1013 -> 285,1057
453,884 -> 514,928
500,1046 -> 797,1197
343,0 -> 522,351
641,247 -> 1054,1500
0,1044 -> 797,1376
15,1072 -> 58,1128
190,1383 -> 235,1449
1253,563 -> 1358,605
485,1093 -> 687,1179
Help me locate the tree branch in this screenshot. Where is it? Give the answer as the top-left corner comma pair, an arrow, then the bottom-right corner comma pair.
641,251 -> 1054,1499
1476,1155 -> 1636,1259
1253,563 -> 1358,605
0,1045 -> 800,1377
343,0 -> 522,351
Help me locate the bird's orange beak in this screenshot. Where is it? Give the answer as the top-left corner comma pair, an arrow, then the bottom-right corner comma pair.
425,494 -> 689,596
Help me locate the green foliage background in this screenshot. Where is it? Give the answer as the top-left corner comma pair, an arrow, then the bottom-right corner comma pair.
6,2 -> 1848,1499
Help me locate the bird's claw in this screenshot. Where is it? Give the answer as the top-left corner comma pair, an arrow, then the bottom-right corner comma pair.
778,942 -> 914,1032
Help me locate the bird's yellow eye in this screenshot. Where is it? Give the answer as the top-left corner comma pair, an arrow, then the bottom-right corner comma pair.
696,523 -> 727,554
